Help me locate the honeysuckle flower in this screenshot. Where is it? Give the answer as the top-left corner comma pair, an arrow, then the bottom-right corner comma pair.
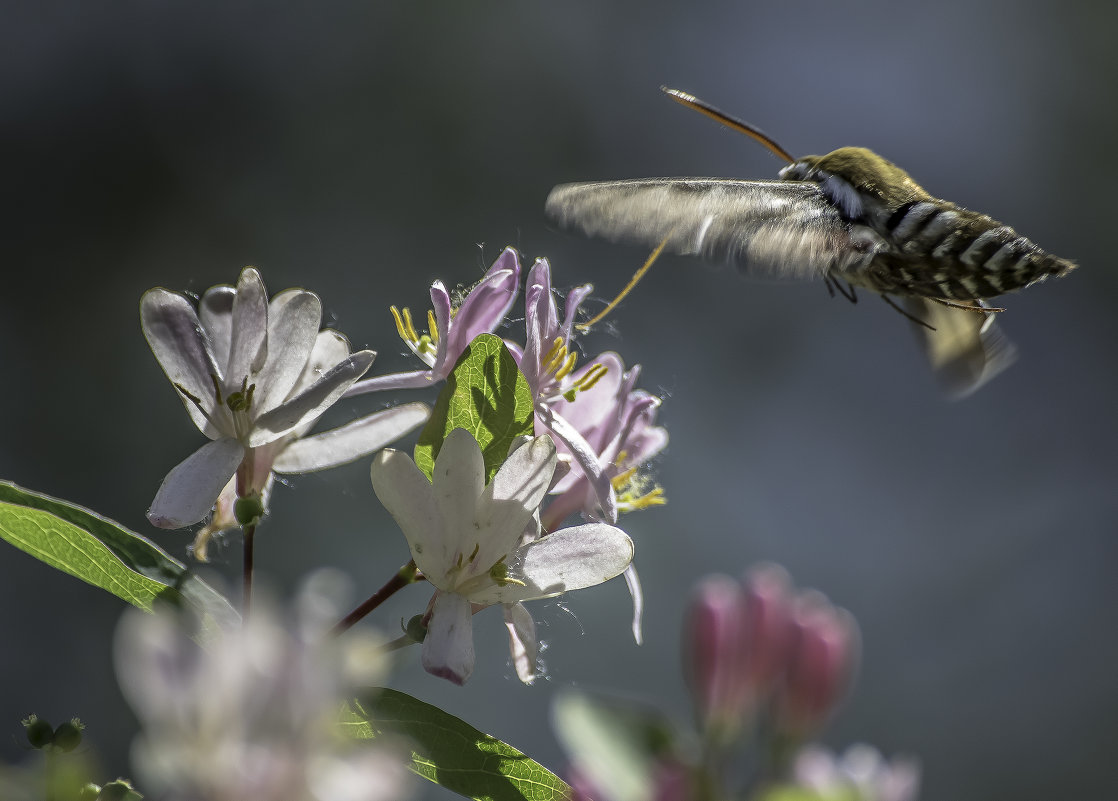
507,257 -> 667,644
114,576 -> 411,801
371,428 -> 634,685
142,267 -> 430,529
344,248 -> 521,395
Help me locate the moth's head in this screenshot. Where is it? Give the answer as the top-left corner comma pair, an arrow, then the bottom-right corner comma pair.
780,147 -> 930,214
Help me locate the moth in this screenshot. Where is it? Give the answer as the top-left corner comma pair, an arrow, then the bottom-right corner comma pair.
545,87 -> 1076,397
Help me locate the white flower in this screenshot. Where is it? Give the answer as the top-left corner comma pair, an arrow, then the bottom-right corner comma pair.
114,576 -> 411,801
371,428 -> 634,685
142,267 -> 429,528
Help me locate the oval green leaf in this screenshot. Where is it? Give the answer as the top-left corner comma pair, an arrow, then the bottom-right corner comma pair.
414,333 -> 535,483
342,688 -> 571,801
0,481 -> 238,640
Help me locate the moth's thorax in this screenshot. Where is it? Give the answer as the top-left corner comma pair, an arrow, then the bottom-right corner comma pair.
780,147 -> 931,224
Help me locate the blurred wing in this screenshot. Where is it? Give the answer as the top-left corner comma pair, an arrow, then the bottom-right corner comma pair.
903,298 -> 1017,398
545,178 -> 871,281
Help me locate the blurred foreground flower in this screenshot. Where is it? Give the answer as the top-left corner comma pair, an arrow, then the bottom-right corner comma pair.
142,267 -> 428,529
371,428 -> 634,685
114,577 -> 411,801
779,744 -> 920,801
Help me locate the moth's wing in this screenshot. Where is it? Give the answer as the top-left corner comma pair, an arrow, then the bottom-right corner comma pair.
903,298 -> 1017,399
545,178 -> 874,281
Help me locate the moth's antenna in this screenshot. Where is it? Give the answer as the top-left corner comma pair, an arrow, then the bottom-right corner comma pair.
661,86 -> 795,165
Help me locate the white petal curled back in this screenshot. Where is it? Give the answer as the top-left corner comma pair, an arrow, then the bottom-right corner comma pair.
147,438 -> 245,528
272,402 -> 431,474
140,289 -> 222,438
422,591 -> 476,685
252,289 -> 323,414
504,602 -> 540,684
472,523 -> 634,605
248,350 -> 375,447
370,449 -> 445,582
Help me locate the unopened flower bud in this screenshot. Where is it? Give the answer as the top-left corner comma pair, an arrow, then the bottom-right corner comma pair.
776,592 -> 860,737
740,563 -> 794,693
52,718 -> 84,752
404,614 -> 428,643
684,575 -> 749,731
23,715 -> 53,749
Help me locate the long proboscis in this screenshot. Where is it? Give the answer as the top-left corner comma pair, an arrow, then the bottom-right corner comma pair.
661,86 -> 796,165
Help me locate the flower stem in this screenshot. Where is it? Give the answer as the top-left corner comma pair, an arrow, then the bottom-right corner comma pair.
332,561 -> 421,636
242,522 -> 256,616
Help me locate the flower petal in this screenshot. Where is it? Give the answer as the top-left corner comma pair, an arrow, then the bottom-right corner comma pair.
252,288 -> 323,413
273,402 -> 431,473
248,350 -> 375,447
198,284 -> 236,377
432,428 -> 486,557
471,522 -> 634,605
147,438 -> 245,528
624,563 -> 645,646
521,258 -> 559,396
503,602 -> 540,684
370,449 -> 445,583
343,369 -> 439,397
442,248 -> 521,365
539,406 -> 617,523
141,289 -> 223,438
292,329 -> 351,397
225,267 -> 269,395
421,591 -> 476,685
474,435 -> 556,570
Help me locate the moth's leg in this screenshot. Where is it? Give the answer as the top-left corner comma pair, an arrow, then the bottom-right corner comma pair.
928,296 -> 1006,314
881,294 -> 935,330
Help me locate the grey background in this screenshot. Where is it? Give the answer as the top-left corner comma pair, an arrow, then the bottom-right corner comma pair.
2,1 -> 1115,799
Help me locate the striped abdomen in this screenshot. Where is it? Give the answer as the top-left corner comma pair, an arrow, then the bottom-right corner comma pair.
856,200 -> 1076,301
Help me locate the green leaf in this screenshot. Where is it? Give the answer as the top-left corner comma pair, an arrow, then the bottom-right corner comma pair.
414,333 -> 535,482
342,688 -> 571,801
552,690 -> 678,801
0,481 -> 238,640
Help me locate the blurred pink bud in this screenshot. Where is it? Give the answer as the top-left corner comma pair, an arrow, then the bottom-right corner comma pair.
740,564 -> 795,691
684,565 -> 794,734
684,574 -> 749,728
776,591 -> 861,737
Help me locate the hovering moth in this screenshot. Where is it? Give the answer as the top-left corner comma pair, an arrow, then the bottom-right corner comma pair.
545,87 -> 1076,397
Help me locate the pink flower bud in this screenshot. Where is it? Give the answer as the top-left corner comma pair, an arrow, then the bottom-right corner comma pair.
740,564 -> 795,693
776,591 -> 860,737
684,565 -> 795,734
684,574 -> 749,729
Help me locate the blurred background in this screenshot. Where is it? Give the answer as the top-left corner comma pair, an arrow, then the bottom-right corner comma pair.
2,1 -> 1115,798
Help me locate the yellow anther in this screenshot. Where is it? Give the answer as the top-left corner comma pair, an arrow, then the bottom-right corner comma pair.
401,307 -> 420,344
544,341 -> 568,376
427,309 -> 439,344
577,363 -> 608,392
542,336 -> 564,367
613,450 -> 630,467
390,306 -> 409,341
611,465 -> 639,489
554,351 -> 578,380
628,487 -> 666,509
